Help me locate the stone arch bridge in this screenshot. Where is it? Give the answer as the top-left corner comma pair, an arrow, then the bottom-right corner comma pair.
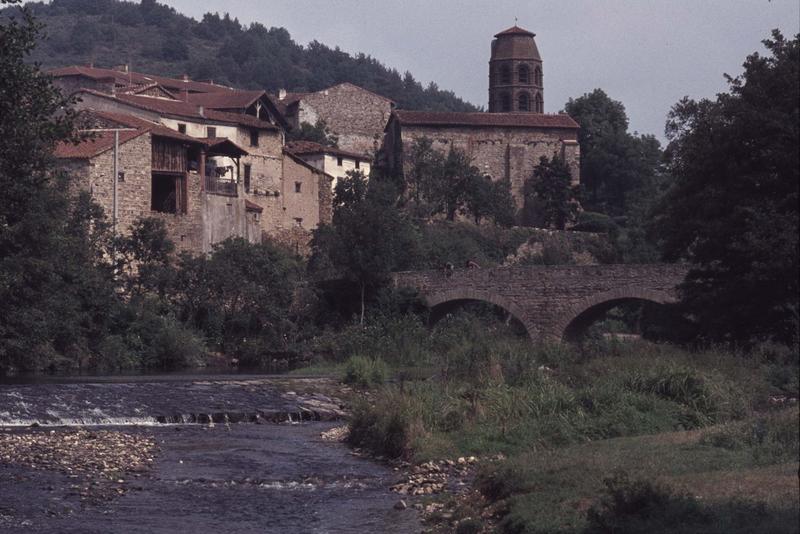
392,264 -> 688,342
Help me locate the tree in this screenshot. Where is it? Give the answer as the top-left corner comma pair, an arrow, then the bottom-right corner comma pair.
172,238 -> 301,357
286,118 -> 339,147
310,171 -> 418,324
405,138 -> 515,225
0,1 -> 119,373
564,89 -> 662,216
526,155 -> 578,230
653,31 -> 799,345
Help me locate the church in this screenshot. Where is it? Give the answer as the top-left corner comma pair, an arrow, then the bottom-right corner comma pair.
382,26 -> 580,212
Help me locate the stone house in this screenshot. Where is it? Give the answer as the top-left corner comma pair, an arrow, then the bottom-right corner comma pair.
55,111 -> 262,253
275,82 -> 394,157
285,140 -> 371,191
50,66 -> 333,253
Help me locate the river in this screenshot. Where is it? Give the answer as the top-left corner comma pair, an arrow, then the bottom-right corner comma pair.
0,376 -> 420,533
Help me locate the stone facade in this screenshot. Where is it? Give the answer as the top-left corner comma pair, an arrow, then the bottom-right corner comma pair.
282,83 -> 394,157
383,115 -> 580,210
393,264 -> 688,342
59,130 -> 263,254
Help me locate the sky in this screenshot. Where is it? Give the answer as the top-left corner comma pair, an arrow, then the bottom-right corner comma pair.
88,1 -> 800,141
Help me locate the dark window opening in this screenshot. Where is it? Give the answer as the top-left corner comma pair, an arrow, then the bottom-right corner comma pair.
294,181 -> 302,193
207,126 -> 216,138
337,156 -> 343,166
294,217 -> 303,227
535,92 -> 544,113
534,66 -> 543,86
500,93 -> 511,112
500,65 -> 511,84
177,123 -> 187,134
244,164 -> 252,192
518,92 -> 530,111
249,129 -> 259,147
355,160 -> 360,169
117,171 -> 125,182
519,65 -> 529,84
151,173 -> 186,214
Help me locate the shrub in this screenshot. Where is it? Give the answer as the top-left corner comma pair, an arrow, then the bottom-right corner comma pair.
586,471 -> 707,533
342,355 -> 388,388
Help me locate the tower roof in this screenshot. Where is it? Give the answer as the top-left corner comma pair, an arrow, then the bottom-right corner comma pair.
494,25 -> 535,38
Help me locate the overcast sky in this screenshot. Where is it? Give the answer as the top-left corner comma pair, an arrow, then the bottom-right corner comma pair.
139,1 -> 800,140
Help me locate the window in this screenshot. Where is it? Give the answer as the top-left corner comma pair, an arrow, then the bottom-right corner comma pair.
518,65 -> 529,84
177,123 -> 187,134
535,92 -> 544,113
207,126 -> 216,138
243,164 -> 252,192
518,92 -> 530,112
294,217 -> 303,227
500,92 -> 511,112
294,181 -> 302,193
355,160 -> 360,169
534,66 -> 543,86
151,173 -> 186,214
337,156 -> 343,166
500,65 -> 511,84
117,171 -> 125,182
249,129 -> 259,147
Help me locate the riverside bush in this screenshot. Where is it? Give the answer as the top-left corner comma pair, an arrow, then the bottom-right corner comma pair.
342,355 -> 388,388
586,471 -> 707,534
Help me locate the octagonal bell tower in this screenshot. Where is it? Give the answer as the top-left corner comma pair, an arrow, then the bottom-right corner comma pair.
488,26 -> 543,113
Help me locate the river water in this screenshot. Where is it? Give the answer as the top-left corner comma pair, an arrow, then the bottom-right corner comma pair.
0,376 -> 420,533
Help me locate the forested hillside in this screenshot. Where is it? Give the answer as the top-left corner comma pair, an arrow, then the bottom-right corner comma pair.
3,0 -> 479,111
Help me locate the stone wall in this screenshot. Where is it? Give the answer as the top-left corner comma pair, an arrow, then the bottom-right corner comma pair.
296,83 -> 392,157
64,133 -> 153,238
393,264 -> 688,341
393,124 -> 580,209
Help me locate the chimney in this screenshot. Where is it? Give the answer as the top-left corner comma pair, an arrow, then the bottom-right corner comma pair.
182,74 -> 189,82
278,88 -> 287,101
113,64 -> 129,73
198,105 -> 204,117
181,88 -> 189,102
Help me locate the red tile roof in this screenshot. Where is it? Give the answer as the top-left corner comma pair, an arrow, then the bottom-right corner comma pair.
285,140 -> 368,160
186,90 -> 266,110
77,90 -> 278,130
47,65 -> 233,94
494,25 -> 536,38
391,111 -> 579,129
55,110 -> 205,159
195,137 -> 249,157
54,130 -> 146,159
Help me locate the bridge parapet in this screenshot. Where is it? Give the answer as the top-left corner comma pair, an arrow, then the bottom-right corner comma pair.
393,264 -> 689,342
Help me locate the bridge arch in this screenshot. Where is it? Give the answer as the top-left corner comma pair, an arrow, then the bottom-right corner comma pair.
424,289 -> 534,339
547,286 -> 678,342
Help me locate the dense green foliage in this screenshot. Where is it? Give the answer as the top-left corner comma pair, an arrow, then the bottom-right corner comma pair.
2,0 -> 478,112
524,154 -> 579,229
405,137 -> 516,225
564,89 -> 664,218
310,171 -> 418,323
285,119 -> 339,147
653,31 -> 799,345
0,1 -> 113,374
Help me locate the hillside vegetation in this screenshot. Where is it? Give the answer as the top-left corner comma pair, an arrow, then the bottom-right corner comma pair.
1,0 -> 479,112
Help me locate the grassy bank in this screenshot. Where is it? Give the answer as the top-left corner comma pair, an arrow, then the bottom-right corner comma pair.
326,312 -> 798,532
